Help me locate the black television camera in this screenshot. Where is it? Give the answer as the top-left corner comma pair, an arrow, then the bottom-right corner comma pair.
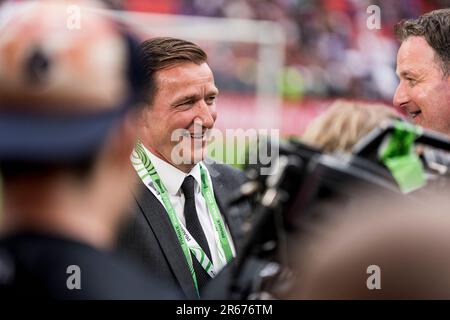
204,120 -> 450,300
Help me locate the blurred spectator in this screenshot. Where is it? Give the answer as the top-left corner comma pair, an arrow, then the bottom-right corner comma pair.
282,192 -> 450,299
0,0 -> 177,299
301,100 -> 400,153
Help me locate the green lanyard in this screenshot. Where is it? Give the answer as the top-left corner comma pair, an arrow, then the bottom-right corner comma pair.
200,167 -> 234,262
131,142 -> 234,296
379,120 -> 425,193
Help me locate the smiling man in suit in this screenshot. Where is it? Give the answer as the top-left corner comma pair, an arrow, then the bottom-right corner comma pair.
118,37 -> 252,299
393,9 -> 450,135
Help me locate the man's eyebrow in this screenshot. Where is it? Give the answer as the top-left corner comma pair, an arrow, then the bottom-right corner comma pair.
172,94 -> 199,105
171,88 -> 219,106
397,70 -> 418,78
207,88 -> 219,96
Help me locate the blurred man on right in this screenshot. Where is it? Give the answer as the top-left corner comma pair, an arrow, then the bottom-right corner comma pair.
393,9 -> 450,135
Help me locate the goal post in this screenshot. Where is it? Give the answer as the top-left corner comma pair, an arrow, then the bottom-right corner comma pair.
94,9 -> 286,130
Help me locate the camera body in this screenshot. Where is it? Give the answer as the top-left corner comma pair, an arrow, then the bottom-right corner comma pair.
205,121 -> 450,300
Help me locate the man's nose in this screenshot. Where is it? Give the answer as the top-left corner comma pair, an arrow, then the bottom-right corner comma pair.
196,101 -> 216,129
393,81 -> 410,110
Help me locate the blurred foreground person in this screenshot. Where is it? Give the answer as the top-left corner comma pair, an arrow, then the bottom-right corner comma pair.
284,193 -> 450,299
301,100 -> 400,153
0,0 -> 176,299
393,9 -> 450,135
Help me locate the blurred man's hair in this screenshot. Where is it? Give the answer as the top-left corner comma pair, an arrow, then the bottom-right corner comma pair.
139,37 -> 208,105
301,100 -> 399,153
395,9 -> 450,77
0,0 -> 140,183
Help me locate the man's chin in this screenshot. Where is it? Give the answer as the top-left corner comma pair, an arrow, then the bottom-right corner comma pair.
170,147 -> 206,167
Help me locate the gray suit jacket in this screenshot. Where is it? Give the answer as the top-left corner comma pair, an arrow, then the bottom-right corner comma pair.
117,162 -> 251,299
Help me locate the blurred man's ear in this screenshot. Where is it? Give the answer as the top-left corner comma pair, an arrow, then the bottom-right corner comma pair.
100,112 -> 138,168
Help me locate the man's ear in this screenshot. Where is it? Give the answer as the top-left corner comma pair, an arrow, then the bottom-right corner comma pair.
137,105 -> 152,128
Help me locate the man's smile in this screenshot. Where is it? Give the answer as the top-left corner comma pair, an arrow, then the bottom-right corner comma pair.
401,104 -> 422,122
409,110 -> 422,120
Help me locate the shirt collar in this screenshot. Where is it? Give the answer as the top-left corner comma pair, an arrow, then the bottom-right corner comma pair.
145,148 -> 202,196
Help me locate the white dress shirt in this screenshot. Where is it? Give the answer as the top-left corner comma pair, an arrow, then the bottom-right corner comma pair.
144,150 -> 236,273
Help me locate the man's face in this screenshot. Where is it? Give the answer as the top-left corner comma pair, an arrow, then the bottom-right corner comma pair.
393,36 -> 450,135
139,62 -> 218,171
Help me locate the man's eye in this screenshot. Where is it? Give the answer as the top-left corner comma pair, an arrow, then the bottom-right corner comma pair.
177,101 -> 194,107
406,78 -> 417,86
206,96 -> 216,105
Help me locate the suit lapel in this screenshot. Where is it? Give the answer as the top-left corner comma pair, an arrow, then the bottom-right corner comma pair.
133,183 -> 198,299
206,164 -> 242,253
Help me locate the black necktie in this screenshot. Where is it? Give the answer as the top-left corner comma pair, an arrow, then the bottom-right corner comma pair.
181,175 -> 212,291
